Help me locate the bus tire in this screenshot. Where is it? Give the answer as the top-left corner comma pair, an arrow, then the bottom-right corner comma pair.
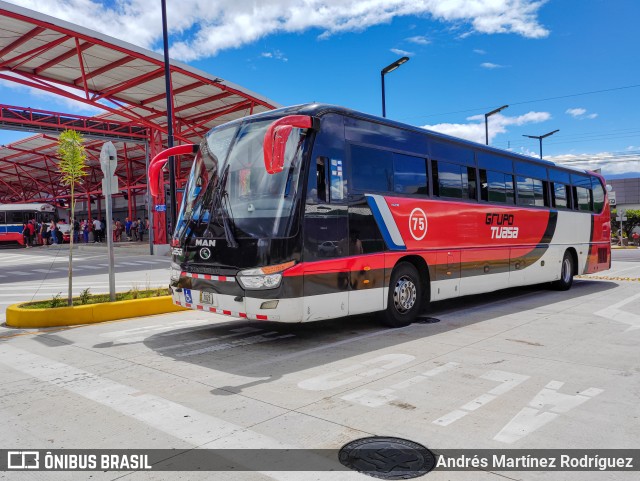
381,262 -> 422,328
552,251 -> 574,291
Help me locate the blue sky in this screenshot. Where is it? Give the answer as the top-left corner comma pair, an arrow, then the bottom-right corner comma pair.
2,0 -> 639,177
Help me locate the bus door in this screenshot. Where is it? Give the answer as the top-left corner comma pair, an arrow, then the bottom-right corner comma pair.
433,250 -> 460,300
347,199 -> 386,315
302,155 -> 350,321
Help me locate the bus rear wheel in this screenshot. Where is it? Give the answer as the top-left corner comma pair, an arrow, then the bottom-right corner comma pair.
552,251 -> 574,291
381,262 -> 422,328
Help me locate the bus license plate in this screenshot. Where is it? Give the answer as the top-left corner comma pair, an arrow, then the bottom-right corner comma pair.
200,291 -> 216,306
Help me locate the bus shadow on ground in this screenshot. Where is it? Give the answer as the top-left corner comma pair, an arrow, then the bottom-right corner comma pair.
131,280 -> 617,395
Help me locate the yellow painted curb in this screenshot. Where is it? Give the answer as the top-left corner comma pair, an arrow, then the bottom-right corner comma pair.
6,296 -> 187,329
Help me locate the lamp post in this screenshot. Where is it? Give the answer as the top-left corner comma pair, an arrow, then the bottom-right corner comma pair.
523,129 -> 560,159
484,105 -> 508,145
381,56 -> 409,118
161,0 -> 177,235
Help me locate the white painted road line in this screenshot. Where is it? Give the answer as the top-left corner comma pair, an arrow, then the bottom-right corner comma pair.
0,345 -> 358,480
594,291 -> 640,331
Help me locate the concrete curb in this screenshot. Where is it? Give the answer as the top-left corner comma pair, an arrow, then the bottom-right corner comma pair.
6,296 -> 187,329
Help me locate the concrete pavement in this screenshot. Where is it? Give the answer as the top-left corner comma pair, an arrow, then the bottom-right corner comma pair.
0,249 -> 638,480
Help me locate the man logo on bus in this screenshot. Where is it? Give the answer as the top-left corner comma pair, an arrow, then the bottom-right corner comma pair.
409,208 -> 428,241
199,247 -> 211,260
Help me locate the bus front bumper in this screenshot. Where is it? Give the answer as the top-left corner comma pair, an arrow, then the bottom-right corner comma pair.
170,287 -> 303,323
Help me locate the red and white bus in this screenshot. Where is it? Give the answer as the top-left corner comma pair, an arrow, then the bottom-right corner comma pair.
149,104 -> 611,327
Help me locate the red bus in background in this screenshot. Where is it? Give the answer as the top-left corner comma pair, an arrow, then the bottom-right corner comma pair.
150,104 -> 610,327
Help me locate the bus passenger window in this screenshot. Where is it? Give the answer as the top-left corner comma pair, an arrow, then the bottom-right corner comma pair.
552,182 -> 568,208
393,153 -> 428,194
350,145 -> 393,193
576,186 -> 592,211
517,177 -> 535,206
432,160 -> 465,198
592,179 -> 605,213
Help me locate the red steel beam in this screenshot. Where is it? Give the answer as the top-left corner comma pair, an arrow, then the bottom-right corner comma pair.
141,80 -> 204,105
0,25 -> 45,57
73,55 -> 135,86
34,41 -> 91,75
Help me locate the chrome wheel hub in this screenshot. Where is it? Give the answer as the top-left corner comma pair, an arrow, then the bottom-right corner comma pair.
393,276 -> 417,313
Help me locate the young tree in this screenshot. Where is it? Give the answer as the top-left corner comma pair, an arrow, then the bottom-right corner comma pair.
57,130 -> 88,306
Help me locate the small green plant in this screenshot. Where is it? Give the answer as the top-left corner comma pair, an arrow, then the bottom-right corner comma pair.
79,288 -> 91,305
144,274 -> 151,292
131,283 -> 140,299
50,292 -> 63,308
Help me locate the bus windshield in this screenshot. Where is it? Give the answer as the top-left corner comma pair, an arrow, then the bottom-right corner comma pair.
175,118 -> 306,243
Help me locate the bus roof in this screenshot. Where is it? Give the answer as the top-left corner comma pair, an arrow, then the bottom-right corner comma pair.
0,203 -> 56,212
241,103 -> 596,179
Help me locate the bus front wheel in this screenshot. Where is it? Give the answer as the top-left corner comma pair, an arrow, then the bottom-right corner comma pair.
552,251 -> 574,291
381,262 -> 422,328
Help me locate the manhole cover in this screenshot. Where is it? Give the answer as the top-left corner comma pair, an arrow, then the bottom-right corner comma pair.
415,317 -> 440,324
339,436 -> 435,479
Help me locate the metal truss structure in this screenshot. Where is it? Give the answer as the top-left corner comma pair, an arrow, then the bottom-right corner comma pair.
0,1 -> 279,242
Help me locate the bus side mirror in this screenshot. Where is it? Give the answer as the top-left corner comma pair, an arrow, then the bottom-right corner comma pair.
263,115 -> 315,174
148,144 -> 199,197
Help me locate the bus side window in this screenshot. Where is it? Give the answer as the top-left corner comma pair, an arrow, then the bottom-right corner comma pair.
552,182 -> 568,208
0,212 -> 5,224
592,178 -> 605,213
432,160 -> 465,198
393,153 -> 428,195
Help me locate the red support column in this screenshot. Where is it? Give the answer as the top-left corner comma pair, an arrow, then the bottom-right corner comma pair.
148,129 -> 166,244
124,143 -> 133,219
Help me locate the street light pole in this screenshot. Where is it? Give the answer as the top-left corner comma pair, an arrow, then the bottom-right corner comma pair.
523,129 -> 560,159
161,0 -> 177,237
484,105 -> 508,145
381,56 -> 409,118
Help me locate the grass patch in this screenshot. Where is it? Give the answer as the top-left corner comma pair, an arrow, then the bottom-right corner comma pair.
20,287 -> 171,310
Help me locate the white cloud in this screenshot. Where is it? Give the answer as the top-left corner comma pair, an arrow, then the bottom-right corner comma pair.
422,111 -> 551,144
473,48 -> 487,54
261,50 -> 288,62
390,48 -> 414,56
566,107 -> 598,120
4,0 -> 550,61
480,62 -> 503,69
406,35 -> 430,45
548,152 -> 640,176
566,108 -> 586,117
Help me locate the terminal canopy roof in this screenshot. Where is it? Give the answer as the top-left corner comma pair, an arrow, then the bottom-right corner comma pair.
0,0 -> 279,202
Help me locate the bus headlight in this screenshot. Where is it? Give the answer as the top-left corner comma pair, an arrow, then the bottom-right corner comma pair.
237,261 -> 295,290
238,273 -> 282,290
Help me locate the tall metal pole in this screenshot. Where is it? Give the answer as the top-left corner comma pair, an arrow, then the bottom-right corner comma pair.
381,73 -> 386,118
144,140 -> 153,255
105,173 -> 116,301
484,105 -> 508,146
161,0 -> 176,236
539,137 -> 543,159
485,115 -> 489,146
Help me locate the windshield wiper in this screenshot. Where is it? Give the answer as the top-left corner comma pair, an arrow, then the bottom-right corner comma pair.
204,164 -> 238,248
